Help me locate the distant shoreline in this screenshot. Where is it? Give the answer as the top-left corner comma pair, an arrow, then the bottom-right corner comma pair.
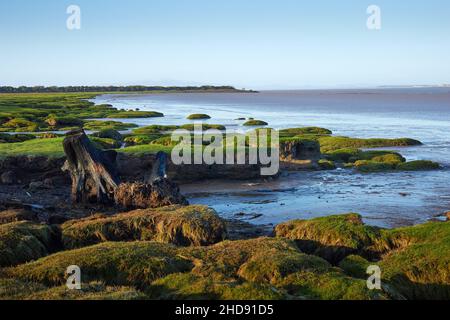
0,85 -> 257,94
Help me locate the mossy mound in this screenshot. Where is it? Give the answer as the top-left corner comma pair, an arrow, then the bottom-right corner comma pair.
237,250 -> 330,284
354,160 -> 395,172
338,255 -> 371,279
149,273 -> 284,300
83,120 -> 137,131
132,125 -> 179,135
91,129 -> 123,141
318,136 -> 422,153
61,205 -> 227,249
326,149 -> 406,164
279,127 -> 332,137
0,221 -> 59,267
4,242 -> 192,288
107,111 -> 164,119
395,160 -> 440,171
275,214 -> 384,263
154,237 -> 383,300
0,133 -> 36,143
379,221 -> 450,299
1,118 -> 39,132
123,134 -> 162,146
277,269 -> 386,300
0,208 -> 38,225
0,279 -> 146,300
179,124 -> 226,131
90,137 -> 122,150
243,120 -> 268,126
187,114 -> 211,120
354,159 -> 440,173
2,235 -> 390,300
45,116 -> 83,128
318,159 -> 336,170
276,214 -> 450,299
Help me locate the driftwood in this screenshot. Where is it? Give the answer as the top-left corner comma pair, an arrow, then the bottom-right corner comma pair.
62,129 -> 120,204
62,131 -> 187,208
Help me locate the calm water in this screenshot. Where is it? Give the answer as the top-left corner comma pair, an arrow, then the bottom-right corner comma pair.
93,88 -> 450,228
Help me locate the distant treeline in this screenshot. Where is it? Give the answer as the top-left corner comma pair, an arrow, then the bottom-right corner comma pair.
0,85 -> 244,93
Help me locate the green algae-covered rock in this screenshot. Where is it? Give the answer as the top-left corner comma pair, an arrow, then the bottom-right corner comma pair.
61,205 -> 227,249
380,221 -> 450,300
318,159 -> 336,170
91,128 -> 123,141
5,241 -> 192,288
276,214 -> 450,300
0,279 -> 146,300
149,273 -> 284,300
275,213 -> 384,263
338,255 -> 371,279
279,127 -> 332,137
395,160 -> 440,171
243,120 -> 268,126
318,136 -> 422,153
354,160 -> 395,172
187,114 -> 211,120
0,221 -> 59,267
2,236 -> 390,300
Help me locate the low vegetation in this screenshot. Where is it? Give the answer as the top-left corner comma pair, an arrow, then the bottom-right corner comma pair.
0,93 -> 162,133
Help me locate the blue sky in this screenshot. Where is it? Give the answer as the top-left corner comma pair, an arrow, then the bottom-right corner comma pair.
0,0 -> 449,89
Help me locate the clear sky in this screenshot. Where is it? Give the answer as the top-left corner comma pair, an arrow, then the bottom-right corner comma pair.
1,0 -> 449,89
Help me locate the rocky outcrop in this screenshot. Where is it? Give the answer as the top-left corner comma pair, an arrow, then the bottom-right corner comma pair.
279,139 -> 321,161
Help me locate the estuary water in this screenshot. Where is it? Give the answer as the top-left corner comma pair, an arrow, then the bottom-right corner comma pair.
93,88 -> 450,228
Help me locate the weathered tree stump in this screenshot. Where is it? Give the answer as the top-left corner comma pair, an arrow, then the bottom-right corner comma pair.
115,152 -> 188,209
62,129 -> 120,204
62,132 -> 187,209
